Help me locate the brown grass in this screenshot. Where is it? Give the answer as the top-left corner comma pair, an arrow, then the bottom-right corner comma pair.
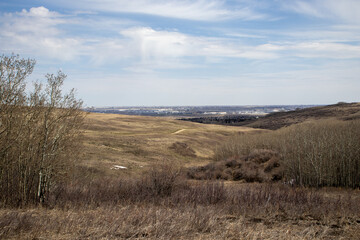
79,112 -> 260,178
1,167 -> 359,239
2,204 -> 359,240
2,113 -> 360,239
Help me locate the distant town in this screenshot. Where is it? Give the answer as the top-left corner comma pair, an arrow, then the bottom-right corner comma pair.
84,105 -> 318,117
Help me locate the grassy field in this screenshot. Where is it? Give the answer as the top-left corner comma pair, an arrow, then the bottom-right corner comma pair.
79,112 -> 261,178
1,111 -> 360,239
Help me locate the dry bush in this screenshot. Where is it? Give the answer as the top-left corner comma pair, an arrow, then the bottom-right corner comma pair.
1,180 -> 360,239
189,149 -> 282,182
1,162 -> 359,239
214,119 -> 360,188
47,163 -> 186,207
141,164 -> 184,198
277,120 -> 360,188
42,163 -> 360,222
169,142 -> 196,157
214,131 -> 273,161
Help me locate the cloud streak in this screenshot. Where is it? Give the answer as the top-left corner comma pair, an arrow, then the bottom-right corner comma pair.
1,6 -> 359,71
44,0 -> 266,21
284,0 -> 360,24
1,3 -> 360,105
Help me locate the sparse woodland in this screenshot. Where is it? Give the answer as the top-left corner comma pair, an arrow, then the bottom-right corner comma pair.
0,54 -> 84,207
213,119 -> 360,188
0,54 -> 359,239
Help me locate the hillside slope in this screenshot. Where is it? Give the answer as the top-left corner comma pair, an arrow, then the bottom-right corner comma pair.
78,113 -> 262,177
244,102 -> 360,130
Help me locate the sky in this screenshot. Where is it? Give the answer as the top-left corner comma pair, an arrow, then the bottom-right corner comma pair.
0,0 -> 359,107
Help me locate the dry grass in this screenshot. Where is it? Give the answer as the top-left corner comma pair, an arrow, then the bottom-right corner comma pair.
2,205 -> 359,240
2,113 -> 360,239
79,112 -> 260,178
1,176 -> 359,239
2,163 -> 359,239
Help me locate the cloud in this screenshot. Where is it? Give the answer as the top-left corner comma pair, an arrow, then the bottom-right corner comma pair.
0,7 -> 271,66
279,27 -> 360,43
260,42 -> 360,59
284,0 -> 360,24
1,6 -> 359,73
118,27 -> 360,67
47,0 -> 266,21
289,42 -> 360,59
0,7 -> 80,60
120,27 -> 279,62
68,59 -> 360,106
20,6 -> 56,18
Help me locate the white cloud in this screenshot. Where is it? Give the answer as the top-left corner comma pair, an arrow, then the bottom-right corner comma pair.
119,27 -> 279,63
261,42 -> 360,59
289,42 -> 360,59
1,6 -> 359,72
20,6 -> 56,18
48,0 -> 266,21
284,0 -> 360,24
121,28 -> 188,60
118,27 -> 360,66
68,59 -> 360,106
0,7 -> 271,65
0,7 -> 80,60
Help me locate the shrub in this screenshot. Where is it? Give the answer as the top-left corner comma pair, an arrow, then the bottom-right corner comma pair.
214,119 -> 360,188
187,149 -> 281,182
169,142 -> 196,157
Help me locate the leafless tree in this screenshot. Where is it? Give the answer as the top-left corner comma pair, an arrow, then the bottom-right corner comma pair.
0,54 -> 85,206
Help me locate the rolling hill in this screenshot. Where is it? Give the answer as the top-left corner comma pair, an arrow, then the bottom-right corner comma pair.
78,112 -> 262,177
244,102 -> 360,130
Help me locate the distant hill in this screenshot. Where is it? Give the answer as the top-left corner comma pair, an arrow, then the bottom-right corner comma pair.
244,102 -> 360,130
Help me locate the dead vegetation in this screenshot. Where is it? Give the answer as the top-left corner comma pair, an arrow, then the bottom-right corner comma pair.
1,109 -> 359,239
213,119 -> 360,188
169,142 -> 197,157
2,111 -> 360,239
188,149 -> 282,182
0,55 -> 84,207
0,165 -> 359,239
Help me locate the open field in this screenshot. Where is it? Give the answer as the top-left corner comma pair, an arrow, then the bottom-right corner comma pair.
1,108 -> 360,239
79,112 -> 262,178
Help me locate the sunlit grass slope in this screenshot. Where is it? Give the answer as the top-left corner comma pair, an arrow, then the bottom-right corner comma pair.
79,112 -> 261,177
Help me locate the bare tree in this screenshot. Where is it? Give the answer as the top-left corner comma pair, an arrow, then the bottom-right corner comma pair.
0,54 -> 84,206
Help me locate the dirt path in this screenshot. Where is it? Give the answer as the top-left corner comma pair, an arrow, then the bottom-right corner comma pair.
173,129 -> 186,134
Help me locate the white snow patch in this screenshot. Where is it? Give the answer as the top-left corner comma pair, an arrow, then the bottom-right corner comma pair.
111,165 -> 127,170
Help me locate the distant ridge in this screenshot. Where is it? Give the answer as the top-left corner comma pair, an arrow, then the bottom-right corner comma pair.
244,102 -> 360,130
